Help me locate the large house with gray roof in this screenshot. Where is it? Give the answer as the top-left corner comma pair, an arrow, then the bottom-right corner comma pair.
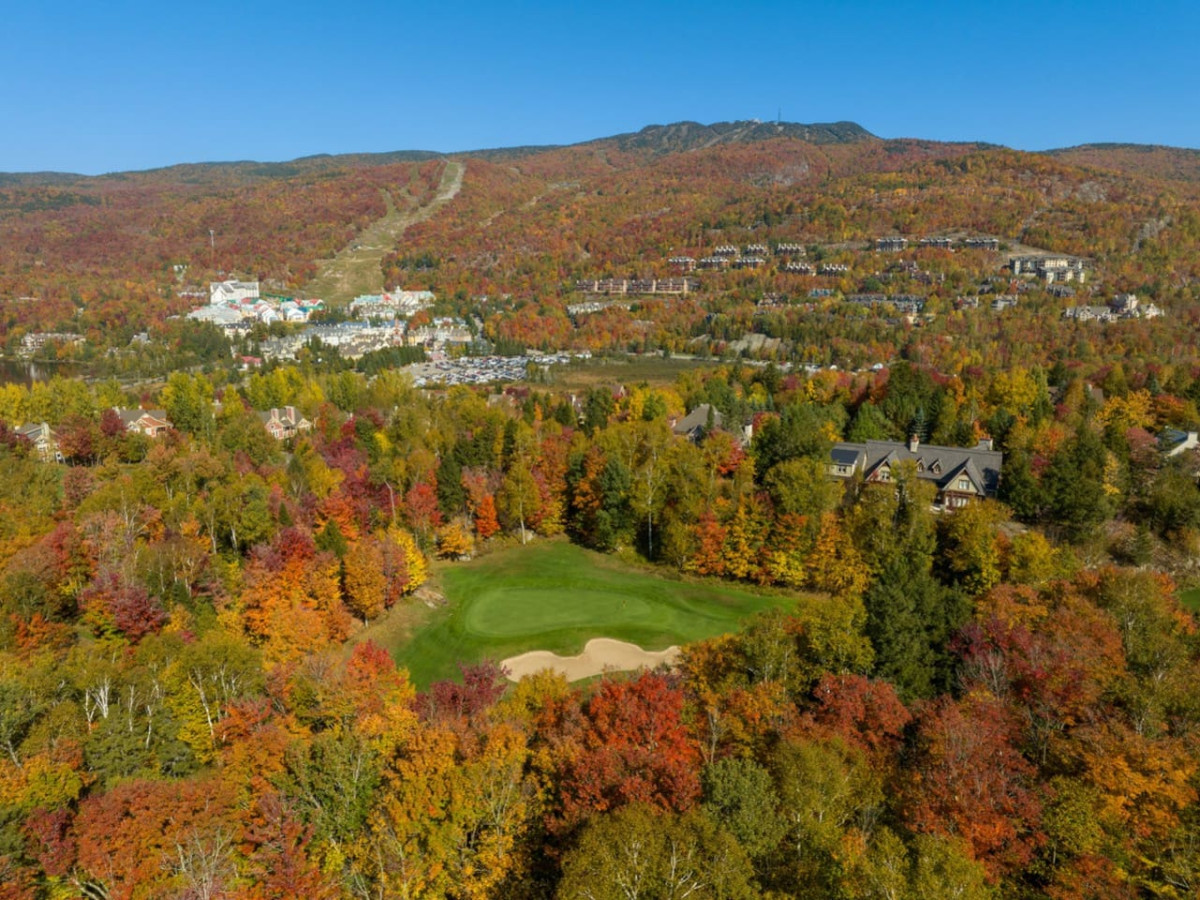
829,436 -> 1002,508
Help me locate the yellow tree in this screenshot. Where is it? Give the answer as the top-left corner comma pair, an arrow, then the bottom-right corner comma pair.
381,525 -> 427,605
806,512 -> 870,601
343,539 -> 386,623
939,499 -> 1009,596
436,520 -> 474,560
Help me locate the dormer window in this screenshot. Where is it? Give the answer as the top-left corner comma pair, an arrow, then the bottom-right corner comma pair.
916,461 -> 925,472
957,477 -> 970,491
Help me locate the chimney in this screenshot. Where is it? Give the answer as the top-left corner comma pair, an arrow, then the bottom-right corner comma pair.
976,438 -> 994,451
908,434 -> 920,452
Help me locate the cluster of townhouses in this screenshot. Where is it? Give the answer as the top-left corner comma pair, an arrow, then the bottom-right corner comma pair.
875,236 -> 1001,252
1010,255 -> 1088,284
348,290 -> 436,319
1062,293 -> 1164,323
682,243 -> 805,271
186,280 -> 323,329
19,332 -> 85,357
13,403 -> 319,461
261,315 -> 477,362
574,278 -> 698,294
845,293 -> 926,314
955,293 -> 1020,312
14,408 -> 173,462
262,323 -> 405,361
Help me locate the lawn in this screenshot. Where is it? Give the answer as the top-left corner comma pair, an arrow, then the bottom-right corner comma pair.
1180,587 -> 1200,613
375,539 -> 792,687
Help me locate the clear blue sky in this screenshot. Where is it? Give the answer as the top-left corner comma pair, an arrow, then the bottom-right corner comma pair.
4,0 -> 1198,174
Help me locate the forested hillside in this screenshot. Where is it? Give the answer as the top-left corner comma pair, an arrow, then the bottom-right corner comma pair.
4,121 -> 1200,898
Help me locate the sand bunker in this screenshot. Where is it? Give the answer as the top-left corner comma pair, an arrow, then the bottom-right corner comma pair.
502,638 -> 681,682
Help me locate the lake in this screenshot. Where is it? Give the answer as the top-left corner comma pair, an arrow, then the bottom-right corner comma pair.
0,358 -> 84,386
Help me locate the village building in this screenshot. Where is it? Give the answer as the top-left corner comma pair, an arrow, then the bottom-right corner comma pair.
732,256 -> 766,269
782,262 -> 815,274
1011,256 -> 1087,284
1063,294 -> 1163,323
964,237 -> 1001,251
20,333 -> 85,356
186,305 -> 246,328
919,237 -> 954,250
574,278 -> 696,294
349,290 -> 434,318
209,280 -> 260,305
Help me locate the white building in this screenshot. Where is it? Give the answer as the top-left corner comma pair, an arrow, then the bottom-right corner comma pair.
209,280 -> 260,305
187,305 -> 242,326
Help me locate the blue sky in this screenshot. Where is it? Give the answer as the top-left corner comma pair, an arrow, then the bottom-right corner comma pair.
3,0 -> 1198,174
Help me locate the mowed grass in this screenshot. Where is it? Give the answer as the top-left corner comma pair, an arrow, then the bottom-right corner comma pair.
550,355 -> 719,391
382,539 -> 791,687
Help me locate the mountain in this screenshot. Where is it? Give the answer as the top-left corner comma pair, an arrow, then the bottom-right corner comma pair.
4,120 -> 1198,185
3,118 -> 1200,341
0,120 -> 878,184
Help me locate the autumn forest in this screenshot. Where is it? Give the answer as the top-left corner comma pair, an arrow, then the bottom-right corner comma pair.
3,121 -> 1200,898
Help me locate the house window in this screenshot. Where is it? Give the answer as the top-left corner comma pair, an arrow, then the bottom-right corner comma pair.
957,478 -> 970,491
878,468 -> 891,482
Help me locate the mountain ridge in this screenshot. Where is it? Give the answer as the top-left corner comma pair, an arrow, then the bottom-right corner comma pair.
3,119 -> 1200,183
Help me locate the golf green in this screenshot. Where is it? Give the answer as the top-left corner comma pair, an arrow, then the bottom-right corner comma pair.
391,540 -> 792,687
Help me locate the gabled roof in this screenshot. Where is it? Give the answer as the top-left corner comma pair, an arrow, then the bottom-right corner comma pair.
941,458 -> 987,493
114,408 -> 170,427
672,404 -> 722,436
14,422 -> 52,440
830,446 -> 862,467
830,438 -> 1002,497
